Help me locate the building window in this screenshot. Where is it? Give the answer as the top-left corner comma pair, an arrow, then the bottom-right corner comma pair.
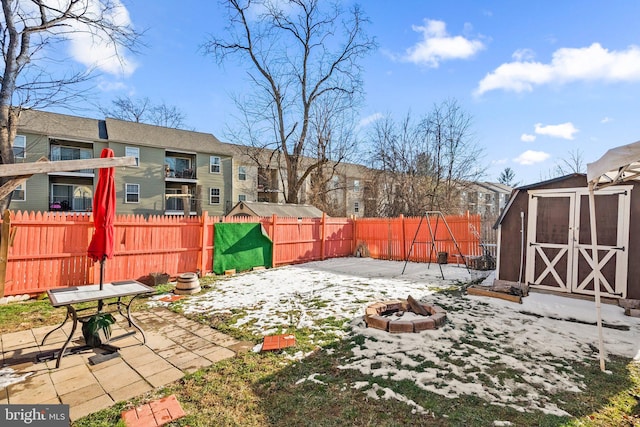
238,194 -> 246,202
50,184 -> 92,211
354,201 -> 360,213
210,188 -> 220,204
12,183 -> 25,201
238,166 -> 246,181
210,156 -> 220,173
50,145 -> 93,173
125,146 -> 139,166
13,135 -> 26,159
165,155 -> 194,178
331,175 -> 340,189
125,183 -> 140,203
353,180 -> 360,192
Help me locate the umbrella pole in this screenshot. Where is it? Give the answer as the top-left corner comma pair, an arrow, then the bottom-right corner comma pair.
98,257 -> 105,312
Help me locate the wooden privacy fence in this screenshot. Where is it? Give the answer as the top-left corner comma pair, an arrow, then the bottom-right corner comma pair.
1,211 -> 482,296
353,214 -> 483,262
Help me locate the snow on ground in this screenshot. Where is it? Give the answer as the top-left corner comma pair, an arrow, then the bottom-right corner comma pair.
0,367 -> 32,389
159,257 -> 640,417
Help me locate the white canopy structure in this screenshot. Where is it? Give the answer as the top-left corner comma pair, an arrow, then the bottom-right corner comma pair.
587,140 -> 640,189
586,140 -> 640,371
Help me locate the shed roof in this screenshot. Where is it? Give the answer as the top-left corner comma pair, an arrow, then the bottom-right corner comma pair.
226,201 -> 324,218
493,173 -> 585,229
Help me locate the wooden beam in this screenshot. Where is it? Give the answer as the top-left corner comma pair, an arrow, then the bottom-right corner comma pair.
0,156 -> 136,177
0,211 -> 10,298
0,157 -> 50,200
466,285 -> 522,303
0,176 -> 31,201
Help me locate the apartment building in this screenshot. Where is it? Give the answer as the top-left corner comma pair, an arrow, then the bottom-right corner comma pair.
458,181 -> 512,219
13,110 -> 235,216
11,109 -> 369,217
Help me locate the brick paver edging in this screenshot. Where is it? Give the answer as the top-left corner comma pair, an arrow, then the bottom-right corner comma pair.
121,394 -> 185,426
364,298 -> 446,333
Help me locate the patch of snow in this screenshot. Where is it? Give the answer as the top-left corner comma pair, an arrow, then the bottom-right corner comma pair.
295,373 -> 327,385
175,258 -> 640,417
0,367 -> 32,388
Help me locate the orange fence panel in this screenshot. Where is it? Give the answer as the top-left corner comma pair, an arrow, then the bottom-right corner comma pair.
1,211 -> 482,296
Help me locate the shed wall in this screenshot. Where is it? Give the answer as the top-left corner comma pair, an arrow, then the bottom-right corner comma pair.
497,175 -> 639,299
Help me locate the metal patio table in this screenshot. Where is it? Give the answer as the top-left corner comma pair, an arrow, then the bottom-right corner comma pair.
41,280 -> 154,368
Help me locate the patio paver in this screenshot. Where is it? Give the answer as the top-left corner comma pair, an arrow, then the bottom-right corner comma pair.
1,306 -> 248,422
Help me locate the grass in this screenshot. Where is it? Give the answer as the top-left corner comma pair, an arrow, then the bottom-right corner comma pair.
1,280 -> 639,427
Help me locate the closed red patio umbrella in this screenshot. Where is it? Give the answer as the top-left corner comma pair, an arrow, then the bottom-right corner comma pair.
88,148 -> 116,294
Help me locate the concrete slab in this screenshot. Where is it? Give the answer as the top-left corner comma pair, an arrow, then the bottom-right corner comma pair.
1,306 -> 244,423
145,366 -> 184,389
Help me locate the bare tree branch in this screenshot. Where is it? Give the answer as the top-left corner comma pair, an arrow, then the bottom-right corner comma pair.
0,0 -> 143,213
204,0 -> 375,204
367,99 -> 486,217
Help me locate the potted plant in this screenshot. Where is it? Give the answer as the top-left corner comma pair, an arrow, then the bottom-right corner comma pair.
81,312 -> 116,347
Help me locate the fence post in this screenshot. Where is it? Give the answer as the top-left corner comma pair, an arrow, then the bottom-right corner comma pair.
270,214 -> 277,266
320,212 -> 326,260
400,214 -> 406,261
200,211 -> 208,275
0,211 -> 10,297
351,215 -> 356,254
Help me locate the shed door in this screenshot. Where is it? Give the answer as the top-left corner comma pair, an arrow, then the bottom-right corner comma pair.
573,190 -> 630,298
526,192 -> 574,292
526,187 -> 631,298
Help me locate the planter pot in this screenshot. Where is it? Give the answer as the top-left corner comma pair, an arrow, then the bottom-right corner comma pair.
81,313 -> 115,348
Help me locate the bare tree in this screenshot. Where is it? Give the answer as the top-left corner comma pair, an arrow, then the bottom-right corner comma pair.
368,99 -> 485,217
204,0 -> 375,204
554,148 -> 585,175
99,96 -> 190,129
0,0 -> 142,213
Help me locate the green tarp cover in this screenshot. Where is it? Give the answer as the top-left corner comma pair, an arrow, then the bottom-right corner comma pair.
213,223 -> 273,274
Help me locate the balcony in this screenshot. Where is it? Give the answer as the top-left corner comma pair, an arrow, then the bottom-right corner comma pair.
49,145 -> 94,176
165,154 -> 196,182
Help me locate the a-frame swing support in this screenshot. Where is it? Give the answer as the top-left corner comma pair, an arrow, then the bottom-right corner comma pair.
402,211 -> 470,279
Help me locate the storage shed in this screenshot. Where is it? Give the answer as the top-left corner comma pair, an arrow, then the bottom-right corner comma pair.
226,201 -> 324,218
494,173 -> 640,300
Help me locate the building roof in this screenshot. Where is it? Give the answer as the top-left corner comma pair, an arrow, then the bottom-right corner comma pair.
105,118 -> 234,155
226,201 -> 325,218
18,109 -> 105,141
17,109 -> 235,156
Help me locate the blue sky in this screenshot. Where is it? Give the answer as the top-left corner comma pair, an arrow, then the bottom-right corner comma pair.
52,1 -> 640,185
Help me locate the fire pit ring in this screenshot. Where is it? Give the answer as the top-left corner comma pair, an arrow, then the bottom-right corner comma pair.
364,296 -> 447,333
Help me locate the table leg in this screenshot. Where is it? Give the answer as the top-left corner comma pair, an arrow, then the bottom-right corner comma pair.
125,295 -> 146,344
116,297 -> 131,326
55,305 -> 79,369
41,307 -> 71,345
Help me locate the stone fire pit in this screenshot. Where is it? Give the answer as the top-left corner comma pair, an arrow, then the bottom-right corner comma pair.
364,295 -> 447,333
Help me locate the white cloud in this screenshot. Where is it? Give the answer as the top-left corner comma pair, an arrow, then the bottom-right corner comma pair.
512,48 -> 535,62
475,43 -> 640,95
97,80 -> 128,92
403,19 -> 485,67
601,116 -> 612,123
490,158 -> 508,165
65,0 -> 138,77
534,122 -> 578,140
521,133 -> 536,142
357,113 -> 383,129
513,150 -> 550,165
